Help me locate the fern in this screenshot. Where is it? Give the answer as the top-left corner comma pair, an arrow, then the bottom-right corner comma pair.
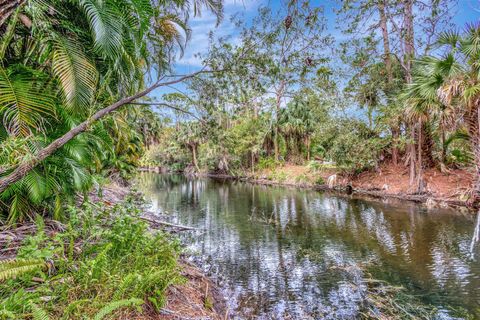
0,259 -> 45,281
112,273 -> 140,300
29,303 -> 50,320
92,298 -> 143,320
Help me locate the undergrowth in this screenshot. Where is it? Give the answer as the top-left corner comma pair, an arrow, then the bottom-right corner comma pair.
0,199 -> 183,319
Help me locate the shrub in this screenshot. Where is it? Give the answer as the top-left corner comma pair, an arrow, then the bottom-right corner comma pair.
257,157 -> 278,170
0,200 -> 183,319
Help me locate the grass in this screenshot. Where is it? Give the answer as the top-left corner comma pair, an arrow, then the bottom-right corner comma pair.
0,197 -> 184,319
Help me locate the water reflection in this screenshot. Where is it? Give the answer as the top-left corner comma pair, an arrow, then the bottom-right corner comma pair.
137,173 -> 480,319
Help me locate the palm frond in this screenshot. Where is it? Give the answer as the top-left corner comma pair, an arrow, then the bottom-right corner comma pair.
29,303 -> 50,320
436,30 -> 461,49
0,66 -> 55,136
0,258 -> 45,281
79,0 -> 124,59
51,35 -> 98,112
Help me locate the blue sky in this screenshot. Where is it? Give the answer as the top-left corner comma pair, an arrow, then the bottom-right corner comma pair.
150,0 -> 480,115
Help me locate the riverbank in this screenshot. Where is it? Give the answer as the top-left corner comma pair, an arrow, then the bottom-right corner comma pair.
201,164 -> 476,210
0,182 -> 227,319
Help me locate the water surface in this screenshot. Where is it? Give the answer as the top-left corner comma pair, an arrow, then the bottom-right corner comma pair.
136,173 -> 480,319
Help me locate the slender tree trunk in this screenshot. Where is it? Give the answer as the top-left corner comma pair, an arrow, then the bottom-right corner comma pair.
441,127 -> 446,164
472,105 -> 480,204
422,123 -> 435,167
274,81 -> 286,162
305,136 -> 311,161
191,144 -> 200,173
409,125 -> 417,186
403,0 -> 421,192
378,0 -> 393,85
378,0 -> 400,166
391,127 -> 399,166
251,151 -> 255,174
416,121 -> 425,193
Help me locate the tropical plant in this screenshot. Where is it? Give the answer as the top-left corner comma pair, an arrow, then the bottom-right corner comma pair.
0,199 -> 183,318
0,0 -> 223,223
406,24 -> 480,201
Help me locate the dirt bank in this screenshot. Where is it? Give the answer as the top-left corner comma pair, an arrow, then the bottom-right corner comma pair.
202,164 -> 476,210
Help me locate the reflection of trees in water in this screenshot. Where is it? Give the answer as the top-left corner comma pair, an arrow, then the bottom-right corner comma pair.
137,174 -> 480,318
470,211 -> 480,258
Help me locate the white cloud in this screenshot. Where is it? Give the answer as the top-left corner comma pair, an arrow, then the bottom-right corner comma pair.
176,0 -> 263,68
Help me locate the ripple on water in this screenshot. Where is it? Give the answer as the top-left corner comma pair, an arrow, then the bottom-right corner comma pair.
137,173 -> 480,319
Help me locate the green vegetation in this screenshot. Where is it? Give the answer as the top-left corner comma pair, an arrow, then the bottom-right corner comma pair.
139,1 -> 480,205
0,0 -> 221,223
1,0 -> 479,219
0,198 -> 182,319
0,0 -> 479,318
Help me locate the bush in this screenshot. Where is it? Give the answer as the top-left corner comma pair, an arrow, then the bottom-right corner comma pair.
0,200 -> 183,319
257,157 -> 281,170
314,119 -> 386,174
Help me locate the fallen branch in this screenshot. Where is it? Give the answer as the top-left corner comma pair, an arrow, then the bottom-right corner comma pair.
139,216 -> 198,231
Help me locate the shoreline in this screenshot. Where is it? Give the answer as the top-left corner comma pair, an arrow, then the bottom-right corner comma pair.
105,183 -> 230,320
140,167 -> 476,210
0,182 -> 229,320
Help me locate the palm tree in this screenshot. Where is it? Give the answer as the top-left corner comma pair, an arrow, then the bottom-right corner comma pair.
279,99 -> 314,163
404,56 -> 451,191
0,0 -> 223,222
407,24 -> 480,203
435,25 -> 480,203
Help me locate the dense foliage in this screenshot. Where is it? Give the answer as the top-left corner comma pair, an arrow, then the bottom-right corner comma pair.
0,197 -> 182,318
0,0 -> 221,223
0,1 -> 479,213
141,1 -> 480,205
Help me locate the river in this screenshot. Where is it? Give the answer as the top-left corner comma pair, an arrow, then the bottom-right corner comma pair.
136,173 -> 480,319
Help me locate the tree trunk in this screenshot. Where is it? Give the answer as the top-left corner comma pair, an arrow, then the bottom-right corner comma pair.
191,144 -> 200,172
471,105 -> 480,204
0,70 -> 206,194
378,0 -> 392,84
416,121 -> 425,193
251,151 -> 255,174
378,0 -> 400,166
476,106 -> 480,201
422,123 -> 435,168
403,0 -> 421,190
305,136 -> 311,161
441,127 -> 446,164
274,81 -> 286,162
409,125 -> 417,187
391,127 -> 399,166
